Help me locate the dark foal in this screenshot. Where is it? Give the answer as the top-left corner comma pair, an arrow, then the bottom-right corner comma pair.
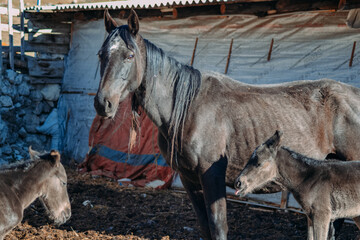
95,9 -> 360,239
0,148 -> 71,239
235,131 -> 360,240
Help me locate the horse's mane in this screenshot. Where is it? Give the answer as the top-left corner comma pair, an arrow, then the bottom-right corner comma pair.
109,25 -> 202,166
142,39 -> 202,165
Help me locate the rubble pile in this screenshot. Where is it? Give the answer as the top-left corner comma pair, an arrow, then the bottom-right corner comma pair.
0,69 -> 60,165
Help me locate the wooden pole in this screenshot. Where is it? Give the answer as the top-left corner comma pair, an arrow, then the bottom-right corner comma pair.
0,9 -> 2,76
225,38 -> 233,74
349,41 -> 356,67
20,0 -> 24,61
7,0 -> 14,70
190,37 -> 198,67
267,38 -> 274,61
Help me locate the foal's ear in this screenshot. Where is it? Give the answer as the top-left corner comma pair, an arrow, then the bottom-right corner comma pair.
128,9 -> 139,36
29,146 -> 40,160
50,150 -> 61,167
104,8 -> 118,34
265,130 -> 283,151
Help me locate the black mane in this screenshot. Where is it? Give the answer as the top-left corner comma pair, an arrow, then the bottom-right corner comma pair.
138,37 -> 201,164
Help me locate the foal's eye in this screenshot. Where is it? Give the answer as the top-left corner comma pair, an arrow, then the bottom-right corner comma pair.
61,181 -> 67,186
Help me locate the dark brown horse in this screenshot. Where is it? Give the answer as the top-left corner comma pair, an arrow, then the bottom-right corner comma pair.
0,148 -> 71,240
235,131 -> 360,240
94,9 -> 360,239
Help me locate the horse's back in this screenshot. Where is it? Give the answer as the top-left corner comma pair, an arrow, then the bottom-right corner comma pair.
189,74 -> 360,184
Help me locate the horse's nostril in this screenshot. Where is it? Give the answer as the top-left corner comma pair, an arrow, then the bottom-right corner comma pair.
235,180 -> 241,189
107,100 -> 112,109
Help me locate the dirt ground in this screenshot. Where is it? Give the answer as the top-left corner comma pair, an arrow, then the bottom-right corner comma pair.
5,167 -> 360,240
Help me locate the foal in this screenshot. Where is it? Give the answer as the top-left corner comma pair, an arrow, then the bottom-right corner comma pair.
0,148 -> 71,240
234,131 -> 360,240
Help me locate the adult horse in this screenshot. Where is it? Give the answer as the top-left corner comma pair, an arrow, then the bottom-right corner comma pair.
94,9 -> 360,239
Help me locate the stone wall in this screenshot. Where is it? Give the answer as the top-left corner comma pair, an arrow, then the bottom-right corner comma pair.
0,69 -> 60,165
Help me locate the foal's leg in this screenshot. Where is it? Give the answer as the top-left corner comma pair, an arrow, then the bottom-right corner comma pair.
200,156 -> 228,240
180,174 -> 212,239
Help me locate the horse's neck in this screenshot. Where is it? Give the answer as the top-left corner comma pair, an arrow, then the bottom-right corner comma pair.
276,148 -> 314,190
9,162 -> 49,209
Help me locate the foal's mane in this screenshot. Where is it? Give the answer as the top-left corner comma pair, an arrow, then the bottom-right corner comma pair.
281,147 -> 326,166
0,152 -> 53,173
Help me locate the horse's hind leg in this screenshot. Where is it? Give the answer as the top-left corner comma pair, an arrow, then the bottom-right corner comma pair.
200,156 -> 228,240
180,174 -> 212,239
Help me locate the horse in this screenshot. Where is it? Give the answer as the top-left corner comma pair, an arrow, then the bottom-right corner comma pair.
94,9 -> 360,239
234,131 -> 360,240
0,148 -> 71,240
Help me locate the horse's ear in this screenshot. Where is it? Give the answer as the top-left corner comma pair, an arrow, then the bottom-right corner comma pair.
104,8 -> 118,34
265,130 -> 283,150
128,9 -> 139,36
29,146 -> 40,161
50,150 -> 61,167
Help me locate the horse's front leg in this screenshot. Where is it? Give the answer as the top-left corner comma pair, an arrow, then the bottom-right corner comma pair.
312,212 -> 331,240
180,174 -> 212,239
200,156 -> 228,240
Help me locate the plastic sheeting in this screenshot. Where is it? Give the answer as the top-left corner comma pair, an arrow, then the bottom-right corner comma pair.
78,96 -> 174,189
60,11 -> 360,163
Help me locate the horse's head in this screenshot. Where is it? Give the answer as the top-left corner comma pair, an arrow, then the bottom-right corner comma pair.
30,148 -> 71,225
94,9 -> 146,118
234,131 -> 282,196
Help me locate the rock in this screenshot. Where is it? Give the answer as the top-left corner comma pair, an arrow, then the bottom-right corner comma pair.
0,79 -> 12,96
25,134 -> 46,150
5,69 -> 17,82
2,145 -> 12,155
0,118 -> 8,145
33,102 -> 44,115
13,74 -> 24,85
18,82 -> 30,96
7,132 -> 18,144
42,101 -> 52,113
0,96 -> 13,107
18,127 -> 27,138
30,90 -> 43,102
23,113 -> 40,133
14,102 -> 21,108
41,84 -> 61,101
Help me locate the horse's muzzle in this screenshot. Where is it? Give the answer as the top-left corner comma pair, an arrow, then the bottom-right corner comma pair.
94,94 -> 115,118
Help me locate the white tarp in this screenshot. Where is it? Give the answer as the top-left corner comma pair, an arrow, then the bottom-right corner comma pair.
60,10 -> 360,165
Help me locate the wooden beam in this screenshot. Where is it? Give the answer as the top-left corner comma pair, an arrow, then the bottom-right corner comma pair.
28,32 -> 70,45
28,76 -> 63,84
27,58 -> 64,77
26,42 -> 69,54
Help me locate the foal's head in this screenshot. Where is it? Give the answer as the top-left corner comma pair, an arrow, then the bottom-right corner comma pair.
29,148 -> 71,225
234,131 -> 282,196
94,9 -> 146,118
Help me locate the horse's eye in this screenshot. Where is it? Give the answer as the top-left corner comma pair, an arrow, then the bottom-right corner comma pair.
127,54 -> 134,60
61,181 -> 67,186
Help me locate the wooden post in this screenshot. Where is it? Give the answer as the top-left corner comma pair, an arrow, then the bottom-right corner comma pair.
0,8 -> 2,76
190,37 -> 198,66
349,41 -> 356,67
20,0 -> 25,61
8,0 -> 14,70
280,190 -> 289,210
225,38 -> 233,74
267,38 -> 274,61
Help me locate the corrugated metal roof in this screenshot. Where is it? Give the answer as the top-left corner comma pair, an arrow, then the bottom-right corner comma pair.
25,0 -> 240,12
